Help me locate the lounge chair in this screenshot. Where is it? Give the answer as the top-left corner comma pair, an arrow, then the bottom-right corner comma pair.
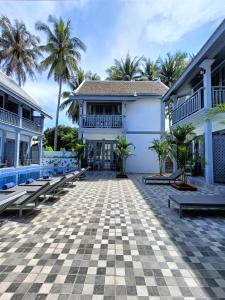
0,191 -> 27,222
142,169 -> 181,185
168,194 -> 225,218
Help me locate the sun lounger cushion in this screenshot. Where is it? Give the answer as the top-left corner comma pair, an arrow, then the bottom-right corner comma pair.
26,178 -> 34,184
2,182 -> 16,190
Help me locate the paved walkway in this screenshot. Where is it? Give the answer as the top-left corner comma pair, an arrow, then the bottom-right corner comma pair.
0,172 -> 225,300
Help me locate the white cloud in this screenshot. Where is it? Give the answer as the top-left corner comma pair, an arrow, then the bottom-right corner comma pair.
109,0 -> 225,59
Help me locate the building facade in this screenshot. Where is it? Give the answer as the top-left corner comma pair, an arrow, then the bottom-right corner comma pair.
0,71 -> 51,168
163,19 -> 225,184
71,80 -> 168,173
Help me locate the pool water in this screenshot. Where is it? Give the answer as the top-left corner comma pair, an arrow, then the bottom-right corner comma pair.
0,166 -> 55,189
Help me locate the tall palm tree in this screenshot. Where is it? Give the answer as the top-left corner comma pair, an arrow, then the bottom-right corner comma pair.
106,53 -> 142,81
158,52 -> 188,87
139,58 -> 159,81
35,15 -> 86,150
60,68 -> 101,124
149,139 -> 169,176
0,16 -> 40,86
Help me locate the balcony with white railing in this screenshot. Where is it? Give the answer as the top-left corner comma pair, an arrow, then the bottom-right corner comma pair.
22,117 -> 42,133
0,107 -> 43,133
82,115 -> 123,129
212,86 -> 225,106
0,108 -> 20,127
172,88 -> 204,125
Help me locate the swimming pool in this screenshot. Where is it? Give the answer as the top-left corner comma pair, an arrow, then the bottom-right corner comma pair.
0,166 -> 55,189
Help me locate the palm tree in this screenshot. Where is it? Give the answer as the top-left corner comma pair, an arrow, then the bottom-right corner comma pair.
0,16 -> 41,86
60,68 -> 85,124
115,136 -> 135,177
149,139 -> 169,176
35,15 -> 86,150
60,69 -> 100,124
139,58 -> 159,81
86,71 -> 101,80
166,124 -> 196,184
106,53 -> 142,81
158,52 -> 188,87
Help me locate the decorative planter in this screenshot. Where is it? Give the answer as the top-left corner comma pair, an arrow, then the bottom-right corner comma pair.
171,183 -> 197,191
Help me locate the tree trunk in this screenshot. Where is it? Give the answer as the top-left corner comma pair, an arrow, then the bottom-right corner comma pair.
54,76 -> 63,151
159,159 -> 163,176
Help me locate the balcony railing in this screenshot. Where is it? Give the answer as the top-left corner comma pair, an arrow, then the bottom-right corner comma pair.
212,86 -> 225,106
82,115 -> 123,128
0,107 -> 20,126
0,107 -> 42,133
22,117 -> 42,133
172,88 -> 204,125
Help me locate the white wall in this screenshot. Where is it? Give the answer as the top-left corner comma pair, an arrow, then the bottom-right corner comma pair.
126,98 -> 161,131
126,133 -> 161,173
83,132 -> 120,141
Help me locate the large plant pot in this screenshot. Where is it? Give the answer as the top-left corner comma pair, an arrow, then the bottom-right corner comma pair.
171,183 -> 197,191
116,174 -> 128,179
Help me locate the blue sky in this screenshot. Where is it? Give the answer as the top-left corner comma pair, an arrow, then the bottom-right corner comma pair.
1,0 -> 225,128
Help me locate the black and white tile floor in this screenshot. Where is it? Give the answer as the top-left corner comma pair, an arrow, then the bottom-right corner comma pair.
0,172 -> 225,299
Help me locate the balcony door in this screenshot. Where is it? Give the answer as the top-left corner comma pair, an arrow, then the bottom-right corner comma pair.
86,140 -> 118,170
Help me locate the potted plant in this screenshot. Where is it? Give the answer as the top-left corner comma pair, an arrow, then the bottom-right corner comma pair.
166,124 -> 197,191
149,139 -> 169,176
115,136 -> 135,178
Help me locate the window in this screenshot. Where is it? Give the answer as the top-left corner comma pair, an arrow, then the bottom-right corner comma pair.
23,108 -> 31,119
5,100 -> 18,114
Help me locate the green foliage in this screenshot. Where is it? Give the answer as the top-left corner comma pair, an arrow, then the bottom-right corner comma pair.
149,139 -> 169,176
205,104 -> 225,124
44,145 -> 53,151
44,125 -> 78,151
35,15 -> 86,150
106,53 -> 142,81
158,51 -> 189,87
115,136 -> 135,175
0,16 -> 41,86
60,68 -> 100,124
73,139 -> 86,168
165,124 -> 196,184
139,58 -> 159,81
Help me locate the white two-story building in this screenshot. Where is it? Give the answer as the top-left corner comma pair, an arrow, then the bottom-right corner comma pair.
163,19 -> 225,184
0,71 -> 51,168
70,80 -> 168,173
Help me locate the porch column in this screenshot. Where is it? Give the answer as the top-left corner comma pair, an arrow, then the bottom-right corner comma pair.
122,101 -> 127,134
171,95 -> 178,172
14,129 -> 20,167
38,136 -> 43,165
18,104 -> 23,128
78,100 -> 83,139
199,59 -> 215,184
1,131 -> 6,163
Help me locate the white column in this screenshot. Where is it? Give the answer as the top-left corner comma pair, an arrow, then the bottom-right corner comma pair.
199,59 -> 215,184
171,95 -> 178,172
14,130 -> 20,167
78,101 -> 83,139
38,136 -> 43,165
122,101 -> 127,134
18,104 -> 23,128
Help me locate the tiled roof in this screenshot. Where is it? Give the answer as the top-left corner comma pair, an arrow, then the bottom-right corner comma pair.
75,80 -> 168,96
0,71 -> 41,109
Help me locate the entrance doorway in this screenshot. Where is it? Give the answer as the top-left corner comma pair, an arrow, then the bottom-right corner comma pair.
86,140 -> 118,170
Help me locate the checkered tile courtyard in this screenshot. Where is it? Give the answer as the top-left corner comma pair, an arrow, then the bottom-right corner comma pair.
1,172 -> 225,300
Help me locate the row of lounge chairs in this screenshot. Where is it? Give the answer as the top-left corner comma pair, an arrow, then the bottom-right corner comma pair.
0,168 -> 89,220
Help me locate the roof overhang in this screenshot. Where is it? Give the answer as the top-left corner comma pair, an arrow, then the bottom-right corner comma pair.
0,83 -> 52,119
162,19 -> 225,103
70,94 -> 163,102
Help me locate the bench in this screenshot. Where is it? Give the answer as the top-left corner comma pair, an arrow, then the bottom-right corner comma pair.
168,194 -> 225,218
